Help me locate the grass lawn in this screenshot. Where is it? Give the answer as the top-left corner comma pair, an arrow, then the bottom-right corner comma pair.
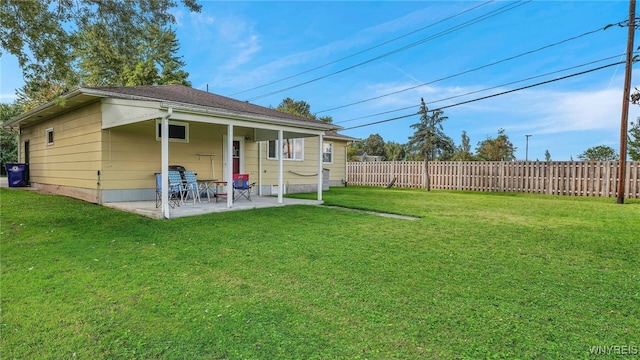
1,187 -> 638,359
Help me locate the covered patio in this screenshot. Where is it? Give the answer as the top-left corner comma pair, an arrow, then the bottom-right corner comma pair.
97,86 -> 337,219
104,195 -> 322,219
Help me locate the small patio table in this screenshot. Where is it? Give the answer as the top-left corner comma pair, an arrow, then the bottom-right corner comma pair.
197,179 -> 217,202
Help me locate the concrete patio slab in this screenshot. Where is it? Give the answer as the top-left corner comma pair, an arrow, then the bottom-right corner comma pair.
103,196 -> 323,219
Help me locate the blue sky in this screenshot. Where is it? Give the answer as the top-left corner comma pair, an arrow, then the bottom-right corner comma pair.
2,1 -> 639,160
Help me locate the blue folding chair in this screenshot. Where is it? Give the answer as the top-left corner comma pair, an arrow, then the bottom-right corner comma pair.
156,172 -> 182,208
233,173 -> 255,201
183,170 -> 201,204
168,170 -> 186,205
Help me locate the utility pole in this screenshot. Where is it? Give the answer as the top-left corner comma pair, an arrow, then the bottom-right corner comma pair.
525,135 -> 532,161
617,0 -> 635,204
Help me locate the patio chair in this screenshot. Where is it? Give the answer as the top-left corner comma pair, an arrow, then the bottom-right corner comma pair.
156,172 -> 181,208
233,173 -> 255,201
168,170 -> 186,205
183,170 -> 201,204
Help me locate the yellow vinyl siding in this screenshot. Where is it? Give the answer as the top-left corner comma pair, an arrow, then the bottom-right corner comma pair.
258,137 -> 348,186
326,139 -> 348,181
261,137 -> 323,185
100,121 -> 233,189
242,141 -> 259,179
22,102 -> 102,188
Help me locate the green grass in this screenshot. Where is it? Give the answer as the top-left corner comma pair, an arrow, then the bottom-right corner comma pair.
1,187 -> 639,359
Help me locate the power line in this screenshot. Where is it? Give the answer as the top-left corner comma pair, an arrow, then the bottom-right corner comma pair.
319,25 -> 609,114
341,61 -> 624,131
337,104 -> 420,125
245,0 -> 530,102
229,1 -> 495,97
335,53 -> 630,125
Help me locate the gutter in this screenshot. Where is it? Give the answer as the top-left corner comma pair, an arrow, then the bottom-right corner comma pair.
3,88 -> 84,128
159,101 -> 342,132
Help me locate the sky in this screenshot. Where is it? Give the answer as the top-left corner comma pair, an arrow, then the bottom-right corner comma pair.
2,0 -> 640,161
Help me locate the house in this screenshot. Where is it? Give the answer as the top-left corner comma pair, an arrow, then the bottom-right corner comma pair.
4,85 -> 355,217
353,152 -> 383,162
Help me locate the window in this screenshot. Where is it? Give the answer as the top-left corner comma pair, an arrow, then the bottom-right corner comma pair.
268,138 -> 304,160
46,128 -> 54,145
156,120 -> 189,143
323,142 -> 333,163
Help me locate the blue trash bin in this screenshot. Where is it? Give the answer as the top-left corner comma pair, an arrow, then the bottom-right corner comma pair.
5,163 -> 28,187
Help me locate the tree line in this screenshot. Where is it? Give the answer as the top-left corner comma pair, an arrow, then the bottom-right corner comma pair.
350,123 -> 640,163
349,98 -> 640,163
349,99 -> 520,162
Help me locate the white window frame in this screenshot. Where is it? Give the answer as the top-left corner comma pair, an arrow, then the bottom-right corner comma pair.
46,128 -> 54,145
155,119 -> 189,143
267,138 -> 304,161
322,141 -> 333,164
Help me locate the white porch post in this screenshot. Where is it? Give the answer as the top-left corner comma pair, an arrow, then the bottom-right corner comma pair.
258,141 -> 263,196
161,108 -> 172,219
226,124 -> 234,208
278,130 -> 283,204
317,133 -> 324,201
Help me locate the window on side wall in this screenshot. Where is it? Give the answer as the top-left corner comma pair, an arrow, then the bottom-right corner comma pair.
267,138 -> 304,160
46,128 -> 54,145
156,120 -> 189,143
323,142 -> 333,163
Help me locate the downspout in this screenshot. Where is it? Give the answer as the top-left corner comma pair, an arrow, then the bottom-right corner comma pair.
162,107 -> 172,219
345,141 -> 350,186
17,128 -> 21,163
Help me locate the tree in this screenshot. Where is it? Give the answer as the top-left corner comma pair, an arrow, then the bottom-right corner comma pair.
545,149 -> 552,162
629,119 -> 640,160
276,98 -> 313,117
407,98 -> 453,190
347,140 -> 364,161
577,145 -> 618,161
362,134 -> 386,158
475,128 -> 517,161
407,99 -> 451,162
452,131 -> 475,161
0,103 -> 22,175
317,115 -> 334,124
1,0 -> 200,107
275,98 -> 333,123
384,141 -> 405,161
79,24 -> 191,87
347,140 -> 361,161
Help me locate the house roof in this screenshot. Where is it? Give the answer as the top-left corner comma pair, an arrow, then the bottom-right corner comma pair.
89,85 -> 332,126
4,85 -> 344,134
324,130 -> 357,141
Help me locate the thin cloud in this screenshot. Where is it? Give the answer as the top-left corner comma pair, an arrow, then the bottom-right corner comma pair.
223,34 -> 260,69
217,6 -> 443,93
518,88 -> 639,134
0,92 -> 18,102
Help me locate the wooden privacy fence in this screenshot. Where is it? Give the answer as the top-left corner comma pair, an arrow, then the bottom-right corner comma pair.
347,161 -> 640,199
